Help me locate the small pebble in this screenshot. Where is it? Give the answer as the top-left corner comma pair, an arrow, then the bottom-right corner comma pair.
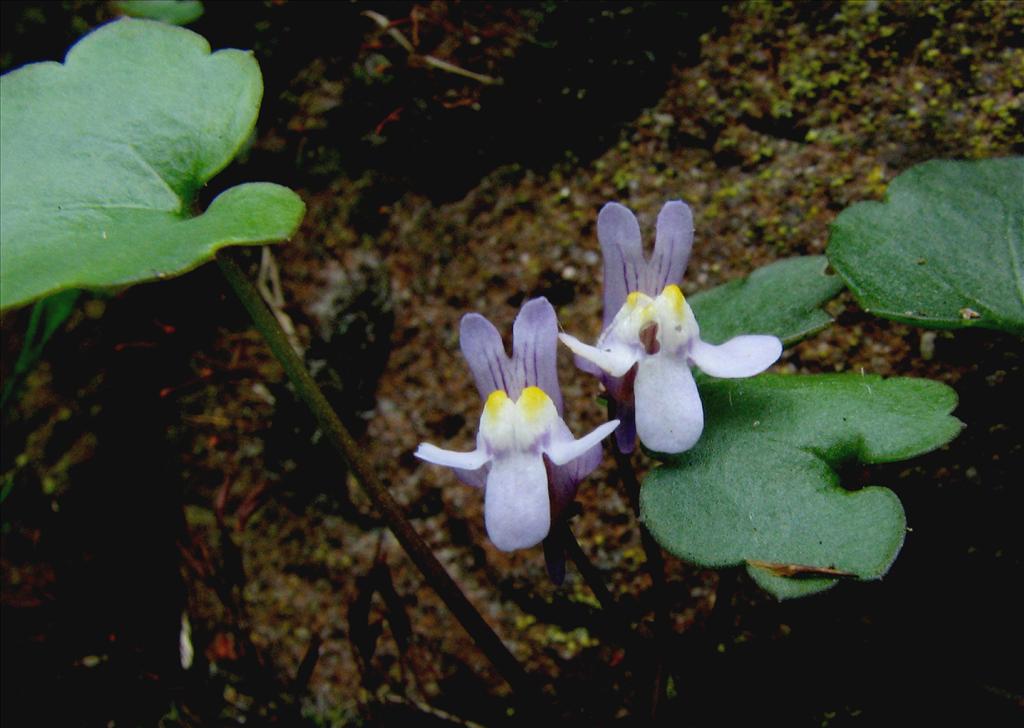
919,331 -> 936,360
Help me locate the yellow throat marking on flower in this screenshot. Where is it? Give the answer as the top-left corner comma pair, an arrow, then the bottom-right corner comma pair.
608,286 -> 691,357
480,387 -> 558,451
661,284 -> 686,318
517,386 -> 551,422
484,389 -> 510,422
624,290 -> 658,326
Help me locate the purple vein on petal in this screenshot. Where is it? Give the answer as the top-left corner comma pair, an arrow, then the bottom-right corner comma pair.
649,200 -> 693,293
461,313 -> 513,399
511,297 -> 562,410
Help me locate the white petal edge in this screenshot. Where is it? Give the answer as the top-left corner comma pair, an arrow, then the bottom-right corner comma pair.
635,354 -> 703,454
689,335 -> 782,379
415,443 -> 490,471
545,419 -> 620,466
558,333 -> 638,377
484,453 -> 550,551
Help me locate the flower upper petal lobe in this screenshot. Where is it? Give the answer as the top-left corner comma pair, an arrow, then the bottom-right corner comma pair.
646,200 -> 694,294
460,313 -> 513,399
598,202 -> 645,328
512,298 -> 563,413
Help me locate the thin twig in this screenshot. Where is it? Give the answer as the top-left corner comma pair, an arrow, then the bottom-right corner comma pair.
216,250 -> 545,706
257,247 -> 301,355
381,694 -> 487,728
362,9 -> 415,53
362,9 -> 501,85
420,55 -> 501,86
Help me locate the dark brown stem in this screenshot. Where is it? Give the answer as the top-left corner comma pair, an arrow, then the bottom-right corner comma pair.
292,632 -> 323,703
557,519 -> 616,613
217,250 -> 543,703
608,408 -> 670,722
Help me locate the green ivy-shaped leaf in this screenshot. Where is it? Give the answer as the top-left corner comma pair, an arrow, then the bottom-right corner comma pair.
827,158 -> 1024,335
114,0 -> 204,25
690,256 -> 844,346
640,374 -> 962,599
0,18 -> 304,311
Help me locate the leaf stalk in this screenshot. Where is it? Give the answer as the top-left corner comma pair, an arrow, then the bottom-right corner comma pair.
216,250 -> 542,703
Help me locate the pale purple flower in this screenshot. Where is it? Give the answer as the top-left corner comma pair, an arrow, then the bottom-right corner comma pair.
560,201 -> 782,455
415,298 -> 618,559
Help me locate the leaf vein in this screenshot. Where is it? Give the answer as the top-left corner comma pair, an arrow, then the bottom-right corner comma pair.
1006,204 -> 1024,311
